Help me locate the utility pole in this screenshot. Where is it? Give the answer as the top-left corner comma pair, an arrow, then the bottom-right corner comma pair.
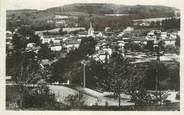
83,63 -> 86,88
154,31 -> 162,106
118,82 -> 121,108
155,44 -> 162,106
81,60 -> 88,88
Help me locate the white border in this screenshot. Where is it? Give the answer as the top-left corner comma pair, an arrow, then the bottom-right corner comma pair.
0,0 -> 184,114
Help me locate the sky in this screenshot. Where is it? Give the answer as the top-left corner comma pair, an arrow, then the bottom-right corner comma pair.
6,0 -> 182,10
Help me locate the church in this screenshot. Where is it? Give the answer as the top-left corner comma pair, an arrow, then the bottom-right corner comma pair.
88,22 -> 95,37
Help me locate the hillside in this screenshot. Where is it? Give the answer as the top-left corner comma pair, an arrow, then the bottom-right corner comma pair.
6,3 -> 179,31
7,3 -> 178,17
44,3 -> 177,16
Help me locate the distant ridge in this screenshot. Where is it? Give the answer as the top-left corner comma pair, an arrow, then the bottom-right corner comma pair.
7,3 -> 178,14
6,3 -> 179,31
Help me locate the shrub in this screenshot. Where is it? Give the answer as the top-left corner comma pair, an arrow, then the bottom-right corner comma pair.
22,85 -> 56,108
64,93 -> 85,107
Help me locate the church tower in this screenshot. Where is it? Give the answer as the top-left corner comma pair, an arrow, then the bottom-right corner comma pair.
88,22 -> 95,37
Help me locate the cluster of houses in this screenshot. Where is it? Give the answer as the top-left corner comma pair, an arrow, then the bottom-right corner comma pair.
146,30 -> 178,47
6,18 -> 180,63
132,10 -> 180,27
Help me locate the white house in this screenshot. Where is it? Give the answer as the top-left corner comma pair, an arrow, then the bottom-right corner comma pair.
93,53 -> 109,63
55,15 -> 69,19
77,31 -> 88,37
123,27 -> 134,32
117,32 -> 125,37
64,39 -> 81,52
51,46 -> 62,51
62,27 -> 85,33
161,32 -> 168,39
164,39 -> 176,46
6,31 -> 13,40
27,43 -> 36,48
40,35 -> 54,44
102,47 -> 113,55
96,32 -> 103,37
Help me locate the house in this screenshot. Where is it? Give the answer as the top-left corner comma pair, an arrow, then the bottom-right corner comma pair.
133,17 -> 171,27
105,27 -> 111,32
147,30 -> 155,36
117,40 -> 125,48
146,30 -> 163,41
98,54 -> 108,63
117,32 -> 125,37
25,43 -> 41,53
6,31 -> 13,38
51,46 -> 62,51
40,34 -> 64,44
35,28 -> 60,36
102,47 -> 113,55
54,15 -> 69,27
77,31 -> 88,37
164,39 -> 176,46
96,32 -> 103,37
55,20 -> 67,27
40,35 -> 54,44
27,43 -> 36,48
92,51 -> 110,63
139,22 -> 150,26
123,27 -> 134,32
64,39 -> 81,52
145,36 -> 156,41
62,27 -> 85,33
54,15 -> 69,19
6,30 -> 13,46
6,31 -> 13,50
161,32 -> 168,39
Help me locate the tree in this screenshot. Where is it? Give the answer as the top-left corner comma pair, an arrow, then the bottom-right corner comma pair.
7,26 -> 45,83
104,52 -> 131,107
21,84 -> 56,108
6,49 -> 41,83
142,61 -> 179,105
59,28 -> 67,35
12,33 -> 27,50
50,37 -> 97,84
175,35 -> 180,47
38,44 -> 52,60
17,25 -> 34,37
144,61 -> 169,90
145,40 -> 154,51
28,34 -> 42,46
78,37 -> 97,57
125,42 -> 143,52
162,18 -> 180,30
10,31 -> 39,82
64,93 -> 85,107
83,59 -> 110,89
100,52 -> 148,107
12,26 -> 41,50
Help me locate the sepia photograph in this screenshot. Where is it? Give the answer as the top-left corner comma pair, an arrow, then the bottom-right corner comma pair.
2,0 -> 182,111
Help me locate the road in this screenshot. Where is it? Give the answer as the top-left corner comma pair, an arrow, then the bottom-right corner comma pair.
48,85 -> 135,106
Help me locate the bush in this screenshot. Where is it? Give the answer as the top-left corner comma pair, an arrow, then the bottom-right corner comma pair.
22,85 -> 56,108
164,45 -> 179,54
176,93 -> 180,100
64,93 -> 85,107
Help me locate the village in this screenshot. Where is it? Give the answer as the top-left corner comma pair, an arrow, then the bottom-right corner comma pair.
5,3 -> 180,110
6,14 -> 180,64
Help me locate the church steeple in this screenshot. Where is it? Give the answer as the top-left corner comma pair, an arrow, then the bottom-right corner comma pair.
88,22 -> 94,37
90,22 -> 93,29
